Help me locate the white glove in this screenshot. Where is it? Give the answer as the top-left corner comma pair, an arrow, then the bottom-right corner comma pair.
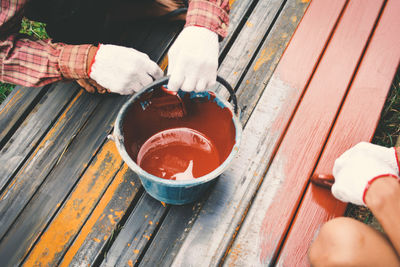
167,26 -> 219,92
332,142 -> 400,206
89,44 -> 163,95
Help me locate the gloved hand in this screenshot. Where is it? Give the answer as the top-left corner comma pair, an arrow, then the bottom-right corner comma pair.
332,142 -> 400,206
89,44 -> 163,95
167,26 -> 219,92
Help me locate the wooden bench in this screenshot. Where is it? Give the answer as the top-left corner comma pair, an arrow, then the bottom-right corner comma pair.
0,0 -> 399,266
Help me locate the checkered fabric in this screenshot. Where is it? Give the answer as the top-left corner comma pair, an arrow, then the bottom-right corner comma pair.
0,0 -> 230,87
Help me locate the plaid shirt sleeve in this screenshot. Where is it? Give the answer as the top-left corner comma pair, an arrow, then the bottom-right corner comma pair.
0,0 -> 92,87
185,0 -> 230,38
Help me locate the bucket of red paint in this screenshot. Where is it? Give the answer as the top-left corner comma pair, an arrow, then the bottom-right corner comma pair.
111,76 -> 241,205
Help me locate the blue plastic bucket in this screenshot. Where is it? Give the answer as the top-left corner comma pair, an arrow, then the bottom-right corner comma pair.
111,76 -> 241,205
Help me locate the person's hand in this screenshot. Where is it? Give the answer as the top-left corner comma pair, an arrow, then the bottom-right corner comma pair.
76,78 -> 109,94
167,26 -> 219,92
331,142 -> 400,206
88,44 -> 163,95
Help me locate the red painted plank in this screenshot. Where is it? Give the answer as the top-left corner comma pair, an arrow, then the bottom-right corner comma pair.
172,0 -> 347,265
224,0 -> 385,265
278,0 -> 400,265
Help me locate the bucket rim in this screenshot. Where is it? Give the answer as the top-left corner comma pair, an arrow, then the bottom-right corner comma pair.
113,80 -> 242,187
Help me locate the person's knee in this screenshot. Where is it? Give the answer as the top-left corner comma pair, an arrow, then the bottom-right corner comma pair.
309,217 -> 364,266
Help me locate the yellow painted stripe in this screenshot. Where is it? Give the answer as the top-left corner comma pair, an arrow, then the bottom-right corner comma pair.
23,140 -> 123,266
59,164 -> 132,267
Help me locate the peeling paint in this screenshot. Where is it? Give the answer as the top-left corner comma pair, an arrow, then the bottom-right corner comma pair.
24,140 -> 123,266
58,165 -> 130,267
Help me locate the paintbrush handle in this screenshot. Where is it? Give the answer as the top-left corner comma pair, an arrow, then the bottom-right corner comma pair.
311,173 -> 335,189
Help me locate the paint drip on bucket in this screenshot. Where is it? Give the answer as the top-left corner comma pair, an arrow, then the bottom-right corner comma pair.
137,127 -> 220,180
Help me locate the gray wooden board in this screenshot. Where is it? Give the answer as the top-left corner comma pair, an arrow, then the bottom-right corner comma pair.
219,0 -> 257,58
234,0 -> 310,123
0,87 -> 99,241
0,20 -> 182,266
138,202 -> 202,267
0,91 -> 106,266
97,1 -> 286,265
100,193 -> 167,267
215,0 -> 285,98
0,82 -> 78,192
62,167 -> 143,267
0,85 -> 48,149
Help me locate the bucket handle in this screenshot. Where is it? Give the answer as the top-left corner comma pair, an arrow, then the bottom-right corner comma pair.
136,75 -> 239,115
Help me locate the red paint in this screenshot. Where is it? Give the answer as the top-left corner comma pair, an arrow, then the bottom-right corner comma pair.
137,128 -> 220,180
122,87 -> 236,179
278,0 -> 400,264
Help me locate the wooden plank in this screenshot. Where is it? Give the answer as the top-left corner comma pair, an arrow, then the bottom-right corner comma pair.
277,0 -> 400,264
162,0 -> 344,266
0,93 -> 122,266
0,85 -> 48,149
10,22 -> 182,266
139,203 -> 201,266
100,194 -> 167,267
222,0 -> 310,122
59,165 -> 142,267
219,0 -> 257,56
0,83 -> 78,192
224,0 -> 386,265
22,140 -> 124,266
216,0 -> 286,99
0,88 -> 100,240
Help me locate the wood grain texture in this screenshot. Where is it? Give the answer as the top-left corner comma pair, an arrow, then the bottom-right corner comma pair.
231,0 -> 310,122
224,0 -> 386,265
0,85 -> 48,149
100,193 -> 167,267
22,140 -> 124,266
0,20 -> 181,266
0,93 -> 123,266
59,165 -> 142,267
0,89 -> 99,241
166,0 -> 342,266
277,0 -> 400,264
216,0 -> 285,99
0,83 -> 77,192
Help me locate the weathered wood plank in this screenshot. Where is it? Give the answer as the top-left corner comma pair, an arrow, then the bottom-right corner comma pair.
0,85 -> 48,149
220,0 -> 310,122
0,88 -> 99,241
59,165 -> 142,267
0,93 -> 122,266
9,21 -> 183,267
22,140 -> 124,266
277,0 -> 400,264
160,0 -> 343,266
224,0 -> 385,265
100,194 -> 167,267
139,202 -> 202,267
0,83 -> 78,192
216,0 -> 286,98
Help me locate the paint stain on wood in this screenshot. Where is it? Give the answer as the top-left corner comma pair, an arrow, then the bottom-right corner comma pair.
59,166 -> 130,267
23,141 -> 123,266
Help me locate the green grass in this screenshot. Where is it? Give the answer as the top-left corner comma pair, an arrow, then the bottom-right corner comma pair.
0,19 -> 48,103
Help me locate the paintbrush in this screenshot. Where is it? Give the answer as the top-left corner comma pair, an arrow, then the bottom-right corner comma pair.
149,85 -> 186,119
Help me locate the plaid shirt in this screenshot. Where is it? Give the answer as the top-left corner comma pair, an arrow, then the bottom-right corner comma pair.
0,0 -> 230,87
